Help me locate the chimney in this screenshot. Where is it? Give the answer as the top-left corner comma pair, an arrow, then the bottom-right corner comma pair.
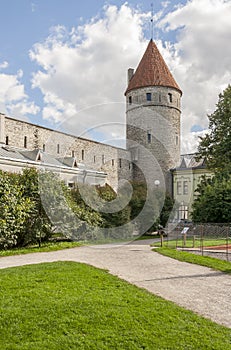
127,68 -> 134,84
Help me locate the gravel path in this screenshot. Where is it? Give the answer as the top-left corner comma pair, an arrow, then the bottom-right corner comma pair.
0,240 -> 231,328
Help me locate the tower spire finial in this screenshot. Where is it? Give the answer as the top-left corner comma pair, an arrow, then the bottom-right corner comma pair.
151,3 -> 154,40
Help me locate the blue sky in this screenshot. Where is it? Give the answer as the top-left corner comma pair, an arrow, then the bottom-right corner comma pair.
0,0 -> 230,152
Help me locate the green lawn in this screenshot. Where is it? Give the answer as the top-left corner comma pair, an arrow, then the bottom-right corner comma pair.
0,262 -> 230,350
0,241 -> 82,257
153,247 -> 231,274
154,237 -> 229,249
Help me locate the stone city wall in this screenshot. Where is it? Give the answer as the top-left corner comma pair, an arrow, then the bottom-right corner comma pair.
4,115 -> 131,189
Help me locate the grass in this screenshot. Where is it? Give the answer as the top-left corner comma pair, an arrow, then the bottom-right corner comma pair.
0,261 -> 230,350
153,247 -> 231,274
153,237 -> 229,249
0,241 -> 82,257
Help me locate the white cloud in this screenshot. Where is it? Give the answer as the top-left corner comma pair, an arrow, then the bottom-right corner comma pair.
29,1 -> 231,153
0,61 -> 9,69
0,71 -> 40,119
157,0 -> 231,152
0,73 -> 25,102
31,2 -> 37,13
181,129 -> 208,155
30,4 -> 148,139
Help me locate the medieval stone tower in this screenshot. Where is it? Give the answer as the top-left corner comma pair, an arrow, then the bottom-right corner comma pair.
125,39 -> 182,194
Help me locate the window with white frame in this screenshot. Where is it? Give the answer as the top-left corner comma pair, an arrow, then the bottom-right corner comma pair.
183,181 -> 188,195
177,181 -> 182,195
178,204 -> 188,220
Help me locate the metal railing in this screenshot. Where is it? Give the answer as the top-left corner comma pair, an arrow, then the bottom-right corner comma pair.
166,223 -> 231,261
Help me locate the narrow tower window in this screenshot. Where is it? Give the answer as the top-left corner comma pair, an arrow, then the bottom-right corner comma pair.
102,155 -> 105,164
112,159 -> 114,166
119,158 -> 122,168
146,93 -> 152,101
159,93 -> 161,102
129,96 -> 132,104
24,136 -> 27,148
5,136 -> 9,145
72,150 -> 75,157
43,144 -> 46,152
147,130 -> 152,143
93,155 -> 96,163
81,149 -> 84,161
57,144 -> 60,154
176,135 -> 179,146
168,93 -> 173,103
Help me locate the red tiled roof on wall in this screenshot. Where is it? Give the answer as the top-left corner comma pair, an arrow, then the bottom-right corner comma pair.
125,39 -> 182,95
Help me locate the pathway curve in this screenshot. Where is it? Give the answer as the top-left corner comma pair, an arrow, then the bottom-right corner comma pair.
0,240 -> 230,328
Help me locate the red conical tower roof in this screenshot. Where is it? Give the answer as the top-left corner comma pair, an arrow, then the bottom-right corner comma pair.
125,39 -> 182,95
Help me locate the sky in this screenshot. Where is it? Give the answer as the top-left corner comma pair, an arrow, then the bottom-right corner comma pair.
0,0 -> 230,153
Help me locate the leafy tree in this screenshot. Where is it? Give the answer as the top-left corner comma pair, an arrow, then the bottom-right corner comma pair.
192,85 -> 231,223
0,171 -> 33,249
70,183 -> 131,240
19,168 -> 53,246
128,182 -> 174,233
159,194 -> 175,227
197,85 -> 231,172
192,172 -> 231,223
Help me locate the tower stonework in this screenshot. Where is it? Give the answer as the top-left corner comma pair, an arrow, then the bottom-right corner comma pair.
125,39 -> 182,194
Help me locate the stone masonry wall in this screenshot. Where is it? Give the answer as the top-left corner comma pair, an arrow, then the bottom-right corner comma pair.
126,86 -> 181,193
4,116 -> 131,190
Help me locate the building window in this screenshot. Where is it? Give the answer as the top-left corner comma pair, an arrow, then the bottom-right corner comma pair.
177,181 -> 182,195
176,135 -> 179,146
129,96 -> 132,104
159,93 -> 161,102
43,144 -> 46,152
6,136 -> 9,145
146,93 -> 152,101
178,204 -> 188,220
119,158 -> 122,168
81,149 -> 84,161
183,181 -> 188,195
168,93 -> 173,103
93,155 -> 96,163
102,155 -> 105,164
57,144 -> 60,154
24,136 -> 27,148
147,131 -> 151,143
112,159 -> 114,166
72,150 -> 75,157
